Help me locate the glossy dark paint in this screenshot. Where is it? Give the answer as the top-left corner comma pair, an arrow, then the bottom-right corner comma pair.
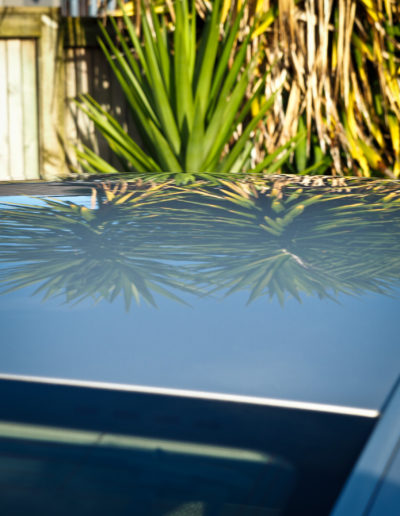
0,377 -> 376,515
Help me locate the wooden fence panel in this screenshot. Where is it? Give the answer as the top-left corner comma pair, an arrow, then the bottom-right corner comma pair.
65,46 -> 108,169
0,42 -> 10,179
0,38 -> 39,180
21,39 -> 39,178
0,11 -> 139,181
64,44 -> 138,172
7,39 -> 25,179
61,1 -> 116,17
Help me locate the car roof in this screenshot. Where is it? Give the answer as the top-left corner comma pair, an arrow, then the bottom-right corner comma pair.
0,175 -> 399,412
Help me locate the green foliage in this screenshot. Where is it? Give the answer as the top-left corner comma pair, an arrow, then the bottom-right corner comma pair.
287,119 -> 332,176
77,0 -> 300,182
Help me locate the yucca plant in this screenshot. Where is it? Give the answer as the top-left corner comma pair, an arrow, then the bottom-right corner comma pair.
192,0 -> 333,176
77,0 -> 301,182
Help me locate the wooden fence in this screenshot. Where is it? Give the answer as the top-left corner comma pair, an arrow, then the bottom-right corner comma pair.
0,6 -> 132,181
63,17 -> 137,172
61,0 -> 116,17
0,37 -> 39,180
0,1 -> 117,17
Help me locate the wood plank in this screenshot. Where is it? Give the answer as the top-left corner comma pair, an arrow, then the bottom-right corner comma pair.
38,9 -> 69,179
61,27 -> 140,174
110,52 -> 124,169
93,46 -> 113,164
86,48 -> 101,154
21,39 -> 39,179
0,41 -> 11,180
6,39 -> 25,180
62,17 -> 108,48
0,8 -> 68,181
0,9 -> 42,38
78,47 -> 97,151
73,47 -> 101,164
64,47 -> 79,169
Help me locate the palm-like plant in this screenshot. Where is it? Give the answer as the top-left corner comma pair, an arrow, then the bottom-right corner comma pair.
77,0 -> 300,182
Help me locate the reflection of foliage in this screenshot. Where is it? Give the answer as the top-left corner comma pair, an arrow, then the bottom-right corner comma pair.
178,177 -> 400,304
0,182 -> 199,310
1,177 -> 400,309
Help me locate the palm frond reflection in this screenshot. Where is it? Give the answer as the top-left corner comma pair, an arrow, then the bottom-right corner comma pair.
180,178 -> 400,304
0,177 -> 399,309
0,182 -> 200,310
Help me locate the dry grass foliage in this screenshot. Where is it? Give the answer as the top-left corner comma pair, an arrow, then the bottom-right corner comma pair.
210,0 -> 400,177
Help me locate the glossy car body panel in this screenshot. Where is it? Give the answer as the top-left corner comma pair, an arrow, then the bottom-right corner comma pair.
0,178 -> 400,411
0,375 -> 377,515
332,377 -> 400,515
0,175 -> 399,515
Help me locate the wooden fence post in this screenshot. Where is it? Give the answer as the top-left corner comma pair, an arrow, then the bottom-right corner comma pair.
0,8 -> 134,181
0,7 -> 69,181
38,8 -> 69,180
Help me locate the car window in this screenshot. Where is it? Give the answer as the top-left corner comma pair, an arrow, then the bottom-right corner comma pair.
0,422 -> 294,516
0,378 -> 377,515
